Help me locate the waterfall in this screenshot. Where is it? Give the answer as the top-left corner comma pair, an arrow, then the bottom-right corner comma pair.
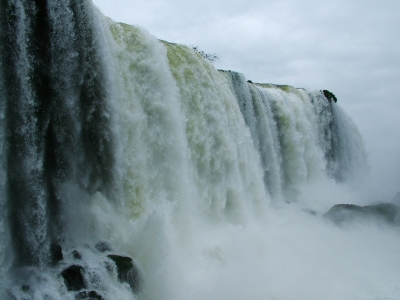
223,73 -> 367,202
1,1 -> 388,300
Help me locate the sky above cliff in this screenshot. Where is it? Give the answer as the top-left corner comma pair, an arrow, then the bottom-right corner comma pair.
92,0 -> 400,199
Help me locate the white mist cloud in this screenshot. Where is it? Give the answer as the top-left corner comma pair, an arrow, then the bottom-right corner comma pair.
134,203 -> 400,300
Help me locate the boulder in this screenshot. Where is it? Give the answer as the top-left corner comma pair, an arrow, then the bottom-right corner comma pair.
76,290 -> 103,300
61,265 -> 86,291
322,89 -> 337,103
72,250 -> 82,260
50,244 -> 63,265
323,203 -> 399,226
95,241 -> 112,253
108,255 -> 141,293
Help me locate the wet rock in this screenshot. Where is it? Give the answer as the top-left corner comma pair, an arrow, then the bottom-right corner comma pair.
72,250 -> 82,260
323,203 -> 399,226
322,89 -> 337,103
21,285 -> 30,292
50,244 -> 63,265
108,254 -> 141,293
76,290 -> 103,300
61,265 -> 86,291
95,241 -> 111,253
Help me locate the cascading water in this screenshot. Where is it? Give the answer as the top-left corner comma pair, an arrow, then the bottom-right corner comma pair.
1,1 -> 399,300
223,73 -> 368,202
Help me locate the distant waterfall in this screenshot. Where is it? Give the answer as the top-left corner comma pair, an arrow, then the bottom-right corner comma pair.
223,71 -> 367,201
0,0 -> 369,299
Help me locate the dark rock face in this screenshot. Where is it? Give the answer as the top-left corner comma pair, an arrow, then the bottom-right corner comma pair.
76,290 -> 103,300
50,244 -> 63,265
322,90 -> 337,103
323,203 -> 399,226
61,265 -> 87,291
72,250 -> 82,260
108,255 -> 141,293
95,241 -> 112,253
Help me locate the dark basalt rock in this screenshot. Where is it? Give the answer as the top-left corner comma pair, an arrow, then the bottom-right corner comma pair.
322,89 -> 337,103
21,285 -> 30,292
95,241 -> 112,253
323,203 -> 399,226
108,255 -> 141,293
50,244 -> 63,265
72,250 -> 82,260
61,265 -> 86,291
76,290 -> 103,300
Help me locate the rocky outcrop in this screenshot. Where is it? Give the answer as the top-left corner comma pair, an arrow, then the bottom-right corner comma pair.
54,243 -> 141,295
50,244 -> 63,265
61,265 -> 87,291
71,250 -> 82,260
322,90 -> 337,103
108,254 -> 141,293
76,290 -> 104,300
95,241 -> 112,253
323,203 -> 399,226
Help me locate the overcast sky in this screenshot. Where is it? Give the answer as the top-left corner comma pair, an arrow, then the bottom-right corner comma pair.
92,0 -> 400,199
